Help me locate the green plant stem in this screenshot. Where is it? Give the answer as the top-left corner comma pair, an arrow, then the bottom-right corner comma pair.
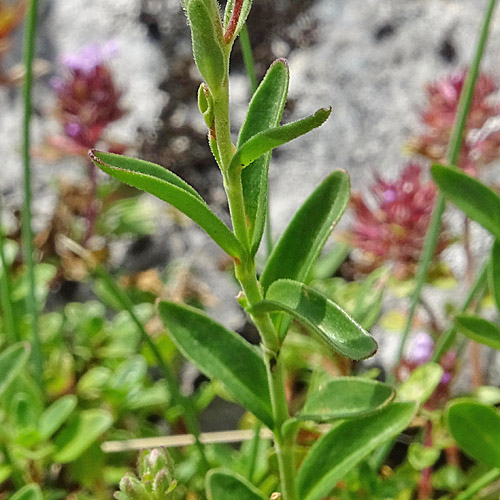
455,468 -> 500,500
245,421 -> 262,482
0,200 -> 19,343
213,66 -> 298,500
431,259 -> 488,361
239,25 -> 257,94
395,0 -> 497,365
93,265 -> 209,471
21,0 -> 43,389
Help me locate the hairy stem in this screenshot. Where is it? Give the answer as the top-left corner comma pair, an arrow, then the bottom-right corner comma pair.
22,0 -> 43,389
213,66 -> 297,500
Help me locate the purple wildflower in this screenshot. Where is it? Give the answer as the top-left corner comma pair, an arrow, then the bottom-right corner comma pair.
408,332 -> 434,364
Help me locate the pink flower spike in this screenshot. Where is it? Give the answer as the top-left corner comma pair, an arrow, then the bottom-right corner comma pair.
61,40 -> 119,73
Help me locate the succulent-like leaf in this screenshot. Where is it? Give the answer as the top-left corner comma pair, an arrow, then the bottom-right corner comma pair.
238,59 -> 289,254
455,314 -> 500,350
89,150 -> 243,259
448,400 -> 500,467
431,163 -> 500,241
158,301 -> 273,428
53,409 -> 113,463
230,107 -> 331,172
252,279 -> 377,359
207,470 -> 266,500
0,343 -> 29,398
297,402 -> 417,500
185,0 -> 226,91
300,377 -> 395,421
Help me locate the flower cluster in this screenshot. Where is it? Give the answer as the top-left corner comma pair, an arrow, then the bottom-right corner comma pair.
115,448 -> 183,500
346,162 -> 448,279
50,41 -> 124,156
410,71 -> 500,175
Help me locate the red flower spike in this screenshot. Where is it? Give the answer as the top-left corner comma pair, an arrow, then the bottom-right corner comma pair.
53,45 -> 124,150
345,163 -> 449,279
410,71 -> 500,175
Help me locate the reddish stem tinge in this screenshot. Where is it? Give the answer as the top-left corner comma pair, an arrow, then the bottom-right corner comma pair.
418,420 -> 434,500
224,0 -> 243,44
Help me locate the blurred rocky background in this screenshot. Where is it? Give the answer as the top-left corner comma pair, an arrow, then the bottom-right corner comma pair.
1,0 -> 500,390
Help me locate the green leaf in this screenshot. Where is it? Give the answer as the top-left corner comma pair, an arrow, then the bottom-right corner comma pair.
408,442 -> 440,470
447,400 -> 500,467
185,0 -> 225,91
297,402 -> 417,500
158,301 -> 273,428
261,171 -> 350,294
300,377 -> 395,421
39,395 -> 77,440
238,59 -> 289,255
53,409 -> 113,463
0,343 -> 29,398
89,150 -> 243,259
230,107 -> 332,172
9,484 -> 43,500
252,280 -> 377,360
223,0 -> 253,44
397,362 -> 443,404
431,164 -> 500,241
206,470 -> 266,500
455,314 -> 500,349
490,240 -> 500,314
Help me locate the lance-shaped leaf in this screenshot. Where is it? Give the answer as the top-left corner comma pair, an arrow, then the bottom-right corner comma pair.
90,150 -> 243,259
455,314 -> 500,350
300,377 -> 395,421
431,163 -> 500,241
238,59 -> 289,255
448,400 -> 500,467
185,0 -> 226,91
229,107 -> 331,172
297,402 -> 417,500
252,280 -> 377,360
207,470 -> 267,500
158,301 -> 273,428
0,342 -> 29,398
261,171 -> 350,293
223,0 -> 253,44
490,240 -> 500,314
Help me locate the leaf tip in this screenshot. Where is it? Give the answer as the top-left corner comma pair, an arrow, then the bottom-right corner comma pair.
88,149 -> 104,166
